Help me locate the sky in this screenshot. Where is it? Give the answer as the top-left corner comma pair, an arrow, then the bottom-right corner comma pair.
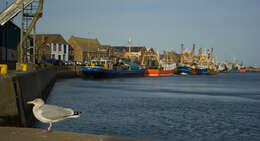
1,0 -> 260,66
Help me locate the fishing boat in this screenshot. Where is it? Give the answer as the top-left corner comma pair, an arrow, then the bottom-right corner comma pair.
144,69 -> 174,77
239,68 -> 247,72
177,64 -> 192,75
82,59 -> 145,78
218,63 -> 228,73
197,48 -> 209,75
83,39 -> 146,78
209,69 -> 217,75
141,48 -> 175,77
197,67 -> 209,75
177,44 -> 195,75
191,64 -> 199,75
197,48 -> 217,75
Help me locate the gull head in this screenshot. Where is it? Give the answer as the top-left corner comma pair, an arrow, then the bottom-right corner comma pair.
27,98 -> 45,106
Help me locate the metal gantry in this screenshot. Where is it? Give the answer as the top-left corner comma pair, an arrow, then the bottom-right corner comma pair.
0,0 -> 34,26
0,0 -> 43,64
19,0 -> 43,63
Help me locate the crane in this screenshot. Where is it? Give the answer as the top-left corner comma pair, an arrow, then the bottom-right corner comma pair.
0,0 -> 44,64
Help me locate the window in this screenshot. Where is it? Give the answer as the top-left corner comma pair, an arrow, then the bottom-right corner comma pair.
59,44 -> 62,51
53,44 -> 56,51
52,54 -> 55,59
64,45 -> 67,54
30,48 -> 33,55
30,39 -> 34,46
58,55 -> 61,60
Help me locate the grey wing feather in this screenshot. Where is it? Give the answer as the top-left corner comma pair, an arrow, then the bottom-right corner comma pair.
39,105 -> 74,120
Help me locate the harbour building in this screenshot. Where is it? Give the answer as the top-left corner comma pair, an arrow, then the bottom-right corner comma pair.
0,21 -> 20,69
68,36 -> 112,63
32,34 -> 71,63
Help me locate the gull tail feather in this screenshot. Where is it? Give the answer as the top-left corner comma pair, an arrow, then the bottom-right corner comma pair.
68,111 -> 81,118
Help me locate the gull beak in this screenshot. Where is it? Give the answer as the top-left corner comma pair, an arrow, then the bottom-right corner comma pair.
27,101 -> 33,104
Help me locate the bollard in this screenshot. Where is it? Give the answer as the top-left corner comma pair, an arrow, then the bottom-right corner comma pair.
0,64 -> 8,75
21,64 -> 27,72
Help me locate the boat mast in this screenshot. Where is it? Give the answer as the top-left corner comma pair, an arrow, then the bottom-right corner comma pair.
128,38 -> 131,59
180,44 -> 184,64
166,49 -> 168,69
192,44 -> 195,64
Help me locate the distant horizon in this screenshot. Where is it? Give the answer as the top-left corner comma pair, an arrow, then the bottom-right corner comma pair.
1,0 -> 259,67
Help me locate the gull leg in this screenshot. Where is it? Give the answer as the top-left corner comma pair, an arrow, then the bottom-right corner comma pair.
47,122 -> 52,131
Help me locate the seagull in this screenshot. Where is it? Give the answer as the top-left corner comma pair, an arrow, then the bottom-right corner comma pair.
27,98 -> 81,131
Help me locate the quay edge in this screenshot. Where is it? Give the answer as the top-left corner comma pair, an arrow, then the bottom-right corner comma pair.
0,127 -> 150,141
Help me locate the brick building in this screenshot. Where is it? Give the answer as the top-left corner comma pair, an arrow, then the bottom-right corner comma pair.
68,36 -> 111,62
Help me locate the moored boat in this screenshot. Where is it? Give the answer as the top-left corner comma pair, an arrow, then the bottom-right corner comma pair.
197,67 -> 209,75
144,69 -> 174,77
209,69 -> 217,75
177,64 -> 192,75
82,59 -> 145,78
191,64 -> 198,75
239,68 -> 247,72
197,48 -> 217,75
177,44 -> 195,75
142,48 -> 175,77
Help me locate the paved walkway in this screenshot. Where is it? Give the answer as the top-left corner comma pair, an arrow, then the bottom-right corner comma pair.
0,127 -> 149,141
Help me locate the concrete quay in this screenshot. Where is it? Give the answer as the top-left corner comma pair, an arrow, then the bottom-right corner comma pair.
0,127 -> 149,141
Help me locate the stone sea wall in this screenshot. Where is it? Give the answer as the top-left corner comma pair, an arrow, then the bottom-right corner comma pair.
0,66 -> 83,127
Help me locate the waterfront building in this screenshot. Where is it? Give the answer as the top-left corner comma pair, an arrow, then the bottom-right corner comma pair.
0,21 -> 20,69
32,34 -> 70,63
68,36 -> 111,63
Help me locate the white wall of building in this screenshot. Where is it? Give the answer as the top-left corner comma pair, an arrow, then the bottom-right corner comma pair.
51,43 -> 69,61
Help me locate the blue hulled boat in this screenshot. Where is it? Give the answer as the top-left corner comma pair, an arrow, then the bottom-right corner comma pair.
82,60 -> 145,78
197,67 -> 209,75
177,64 -> 192,75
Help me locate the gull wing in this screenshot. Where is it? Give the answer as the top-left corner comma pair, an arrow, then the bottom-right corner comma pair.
39,105 -> 74,121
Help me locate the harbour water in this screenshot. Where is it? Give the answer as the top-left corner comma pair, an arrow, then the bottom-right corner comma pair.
34,73 -> 260,141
